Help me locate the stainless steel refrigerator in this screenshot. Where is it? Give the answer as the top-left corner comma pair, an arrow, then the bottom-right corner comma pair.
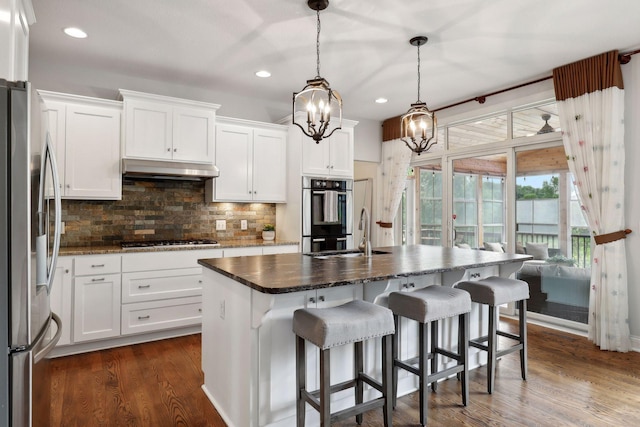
1,80 -> 62,426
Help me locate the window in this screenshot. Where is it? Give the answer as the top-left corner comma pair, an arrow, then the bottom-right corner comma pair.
418,167 -> 443,246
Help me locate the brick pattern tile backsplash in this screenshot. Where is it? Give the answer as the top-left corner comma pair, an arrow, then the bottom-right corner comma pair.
61,178 -> 276,247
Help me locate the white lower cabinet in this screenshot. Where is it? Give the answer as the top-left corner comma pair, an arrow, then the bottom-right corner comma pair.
120,249 -> 223,336
73,273 -> 122,343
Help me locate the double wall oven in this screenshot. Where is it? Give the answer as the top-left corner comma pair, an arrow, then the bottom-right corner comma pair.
302,177 -> 353,253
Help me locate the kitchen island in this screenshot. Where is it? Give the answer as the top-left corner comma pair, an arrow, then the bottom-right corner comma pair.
198,245 -> 531,427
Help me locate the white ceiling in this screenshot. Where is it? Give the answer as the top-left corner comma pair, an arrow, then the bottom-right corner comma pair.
28,0 -> 640,122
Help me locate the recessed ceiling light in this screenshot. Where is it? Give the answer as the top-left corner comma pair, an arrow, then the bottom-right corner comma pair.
63,27 -> 88,39
375,98 -> 388,104
255,70 -> 271,78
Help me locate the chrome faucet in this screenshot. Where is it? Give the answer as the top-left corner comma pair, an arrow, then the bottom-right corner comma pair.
358,207 -> 372,257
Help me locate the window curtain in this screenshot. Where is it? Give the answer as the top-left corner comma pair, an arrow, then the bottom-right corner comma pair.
553,51 -> 631,352
377,138 -> 412,246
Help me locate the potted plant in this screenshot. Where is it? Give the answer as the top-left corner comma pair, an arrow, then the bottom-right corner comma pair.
262,224 -> 275,241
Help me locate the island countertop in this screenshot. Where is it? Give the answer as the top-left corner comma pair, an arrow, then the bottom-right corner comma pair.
198,245 -> 532,294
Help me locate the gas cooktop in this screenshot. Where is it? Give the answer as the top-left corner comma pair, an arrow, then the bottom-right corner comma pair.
121,239 -> 219,249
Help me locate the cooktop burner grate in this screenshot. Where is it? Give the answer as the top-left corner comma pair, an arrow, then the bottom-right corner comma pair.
121,239 -> 219,249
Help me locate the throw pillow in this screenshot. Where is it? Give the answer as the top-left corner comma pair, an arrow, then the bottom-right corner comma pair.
526,242 -> 549,260
484,242 -> 504,253
516,242 -> 526,254
456,243 -> 471,249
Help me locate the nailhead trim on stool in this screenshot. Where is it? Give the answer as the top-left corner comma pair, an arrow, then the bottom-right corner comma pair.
293,300 -> 395,427
388,286 -> 471,427
455,276 -> 530,394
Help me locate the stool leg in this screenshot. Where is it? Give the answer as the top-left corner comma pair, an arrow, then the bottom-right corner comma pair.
419,322 -> 429,427
459,312 -> 469,406
320,348 -> 331,427
296,336 -> 306,427
487,305 -> 497,394
430,320 -> 438,392
519,299 -> 528,381
392,314 -> 400,409
382,334 -> 393,427
355,340 -> 364,425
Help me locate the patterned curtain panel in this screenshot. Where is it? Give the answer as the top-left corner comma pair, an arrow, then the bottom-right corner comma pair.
553,51 -> 631,351
377,139 -> 412,246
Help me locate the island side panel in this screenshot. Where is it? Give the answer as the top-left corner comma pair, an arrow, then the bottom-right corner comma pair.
202,268 -> 254,427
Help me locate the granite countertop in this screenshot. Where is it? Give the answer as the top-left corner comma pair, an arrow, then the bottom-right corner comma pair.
198,245 -> 533,294
59,239 -> 299,256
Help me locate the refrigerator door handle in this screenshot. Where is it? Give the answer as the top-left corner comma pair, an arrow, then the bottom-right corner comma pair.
36,133 -> 62,294
34,313 -> 62,363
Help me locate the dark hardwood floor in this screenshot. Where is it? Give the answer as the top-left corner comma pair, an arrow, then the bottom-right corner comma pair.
49,320 -> 640,426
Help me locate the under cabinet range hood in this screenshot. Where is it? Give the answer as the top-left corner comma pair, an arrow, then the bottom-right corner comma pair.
122,158 -> 220,180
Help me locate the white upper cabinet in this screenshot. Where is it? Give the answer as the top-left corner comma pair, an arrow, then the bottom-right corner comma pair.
301,121 -> 355,178
208,117 -> 287,203
119,90 -> 219,164
39,91 -> 122,200
0,0 -> 34,81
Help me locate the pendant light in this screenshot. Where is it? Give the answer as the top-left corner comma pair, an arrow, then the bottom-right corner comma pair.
400,36 -> 437,155
292,0 -> 342,143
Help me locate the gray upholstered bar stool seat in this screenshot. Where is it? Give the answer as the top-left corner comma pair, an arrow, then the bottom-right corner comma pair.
455,276 -> 530,394
293,299 -> 395,427
388,286 -> 471,427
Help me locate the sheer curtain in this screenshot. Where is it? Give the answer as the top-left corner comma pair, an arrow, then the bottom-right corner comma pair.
553,51 -> 631,351
377,138 -> 412,246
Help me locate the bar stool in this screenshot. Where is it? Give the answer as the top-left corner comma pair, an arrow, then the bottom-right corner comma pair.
388,286 -> 471,427
292,299 -> 395,427
455,276 -> 530,394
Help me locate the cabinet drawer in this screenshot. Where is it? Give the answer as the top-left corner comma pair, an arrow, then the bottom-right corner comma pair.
223,247 -> 263,257
122,249 -> 222,272
75,255 -> 121,276
121,296 -> 202,335
122,268 -> 202,303
463,266 -> 498,281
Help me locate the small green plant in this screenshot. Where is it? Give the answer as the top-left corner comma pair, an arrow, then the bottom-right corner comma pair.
263,224 -> 275,231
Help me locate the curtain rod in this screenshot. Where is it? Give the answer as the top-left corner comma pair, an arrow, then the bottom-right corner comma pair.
432,49 -> 639,113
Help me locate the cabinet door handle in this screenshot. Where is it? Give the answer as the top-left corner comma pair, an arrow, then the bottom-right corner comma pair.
137,315 -> 150,320
91,277 -> 105,282
138,284 -> 151,289
309,297 -> 316,304
408,283 -> 415,288
318,295 -> 325,302
91,264 -> 105,268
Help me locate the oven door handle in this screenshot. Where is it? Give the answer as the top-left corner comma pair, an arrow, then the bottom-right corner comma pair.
312,238 -> 326,242
312,190 -> 348,196
336,237 -> 347,241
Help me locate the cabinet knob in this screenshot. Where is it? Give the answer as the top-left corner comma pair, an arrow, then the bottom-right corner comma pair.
198,280 -> 203,284
326,165 -> 330,169
309,297 -> 316,304
64,269 -> 69,274
66,184 -> 70,188
330,165 -> 334,169
198,308 -> 202,313
167,148 -> 171,152
174,148 -> 177,152
318,295 -> 325,302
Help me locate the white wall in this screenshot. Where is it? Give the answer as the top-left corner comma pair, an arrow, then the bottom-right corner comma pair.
622,55 -> 640,346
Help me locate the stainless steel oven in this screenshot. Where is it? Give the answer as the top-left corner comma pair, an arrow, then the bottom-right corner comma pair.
302,177 -> 353,253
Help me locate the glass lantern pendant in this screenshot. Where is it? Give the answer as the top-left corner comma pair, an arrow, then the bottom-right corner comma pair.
292,0 -> 342,143
400,36 -> 438,155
